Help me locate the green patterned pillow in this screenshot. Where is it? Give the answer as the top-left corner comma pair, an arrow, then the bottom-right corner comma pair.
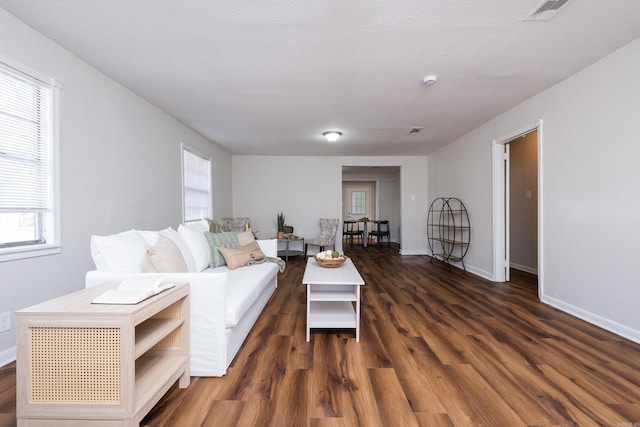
204,231 -> 239,268
207,219 -> 231,233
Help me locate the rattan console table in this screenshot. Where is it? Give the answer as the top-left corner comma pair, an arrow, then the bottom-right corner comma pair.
16,282 -> 190,427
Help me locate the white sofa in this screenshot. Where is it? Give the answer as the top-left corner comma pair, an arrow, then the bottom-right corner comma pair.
85,221 -> 279,377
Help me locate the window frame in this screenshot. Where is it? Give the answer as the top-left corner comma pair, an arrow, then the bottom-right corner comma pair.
181,144 -> 212,224
351,191 -> 366,215
0,55 -> 61,262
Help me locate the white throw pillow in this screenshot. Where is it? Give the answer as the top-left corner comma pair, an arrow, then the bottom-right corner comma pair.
178,223 -> 210,271
90,230 -> 148,272
137,230 -> 160,247
191,219 -> 210,233
160,227 -> 197,272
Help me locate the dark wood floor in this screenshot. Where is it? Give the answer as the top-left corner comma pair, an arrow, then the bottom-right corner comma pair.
3,242 -> 640,426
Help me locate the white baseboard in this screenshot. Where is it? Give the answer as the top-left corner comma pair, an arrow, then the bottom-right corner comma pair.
426,253 -> 493,281
0,345 -> 16,367
399,249 -> 429,255
510,262 -> 538,275
465,264 -> 493,281
401,253 -> 640,345
445,260 -> 493,281
542,295 -> 640,344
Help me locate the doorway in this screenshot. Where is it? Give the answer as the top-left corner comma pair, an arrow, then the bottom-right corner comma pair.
341,166 -> 401,247
492,121 -> 543,299
508,131 -> 538,279
343,181 -> 376,241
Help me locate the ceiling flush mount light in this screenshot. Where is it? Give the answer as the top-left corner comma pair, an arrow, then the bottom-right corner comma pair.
323,131 -> 342,142
422,75 -> 438,86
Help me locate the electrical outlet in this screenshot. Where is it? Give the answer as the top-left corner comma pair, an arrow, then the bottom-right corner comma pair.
0,312 -> 10,333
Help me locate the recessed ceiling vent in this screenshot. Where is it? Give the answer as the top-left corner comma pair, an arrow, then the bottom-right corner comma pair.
408,127 -> 424,135
522,0 -> 572,21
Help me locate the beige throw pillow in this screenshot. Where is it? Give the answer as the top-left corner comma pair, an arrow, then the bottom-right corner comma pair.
144,234 -> 188,273
218,241 -> 266,270
236,229 -> 255,246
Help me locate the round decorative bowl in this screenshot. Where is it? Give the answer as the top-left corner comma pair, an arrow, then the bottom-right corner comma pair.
313,255 -> 348,268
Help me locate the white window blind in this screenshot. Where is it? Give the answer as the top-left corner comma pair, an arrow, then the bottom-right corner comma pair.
0,59 -> 59,258
0,68 -> 51,212
182,147 -> 212,223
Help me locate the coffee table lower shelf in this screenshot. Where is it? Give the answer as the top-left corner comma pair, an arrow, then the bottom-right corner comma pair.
308,301 -> 357,329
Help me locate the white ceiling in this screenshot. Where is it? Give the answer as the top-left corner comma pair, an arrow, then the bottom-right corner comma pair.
1,0 -> 639,156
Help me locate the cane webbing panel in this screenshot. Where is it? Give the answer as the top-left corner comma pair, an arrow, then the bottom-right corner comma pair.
154,328 -> 181,349
28,327 -> 121,403
151,301 -> 182,319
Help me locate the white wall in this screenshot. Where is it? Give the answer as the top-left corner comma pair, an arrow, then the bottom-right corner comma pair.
232,156 -> 428,255
0,9 -> 232,364
428,37 -> 640,342
377,179 -> 401,243
427,125 -> 495,278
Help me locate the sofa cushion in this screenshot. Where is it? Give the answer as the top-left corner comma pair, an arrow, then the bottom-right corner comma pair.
225,262 -> 278,327
204,231 -> 239,268
218,241 -> 266,270
90,230 -> 148,273
178,222 -> 211,271
144,234 -> 188,273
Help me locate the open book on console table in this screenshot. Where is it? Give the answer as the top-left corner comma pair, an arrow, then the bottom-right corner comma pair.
92,276 -> 174,305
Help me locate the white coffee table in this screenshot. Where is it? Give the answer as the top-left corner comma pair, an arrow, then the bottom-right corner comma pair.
302,257 -> 365,342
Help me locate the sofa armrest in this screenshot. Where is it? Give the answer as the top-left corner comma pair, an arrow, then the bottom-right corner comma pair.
256,238 -> 277,258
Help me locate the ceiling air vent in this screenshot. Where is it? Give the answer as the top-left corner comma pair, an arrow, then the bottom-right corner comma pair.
522,0 -> 572,21
408,127 -> 424,135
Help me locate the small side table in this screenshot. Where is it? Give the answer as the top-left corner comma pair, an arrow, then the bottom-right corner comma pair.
277,237 -> 304,261
16,282 -> 190,426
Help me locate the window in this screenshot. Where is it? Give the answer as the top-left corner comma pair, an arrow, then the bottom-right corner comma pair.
351,191 -> 365,215
182,145 -> 212,223
0,58 -> 60,262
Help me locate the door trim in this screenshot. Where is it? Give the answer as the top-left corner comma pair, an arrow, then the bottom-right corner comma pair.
491,120 -> 544,300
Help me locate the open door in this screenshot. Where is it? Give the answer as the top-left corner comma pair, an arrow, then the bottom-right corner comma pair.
492,120 -> 543,299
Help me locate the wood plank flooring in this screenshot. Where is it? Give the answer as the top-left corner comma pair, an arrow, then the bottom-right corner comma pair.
2,243 -> 640,426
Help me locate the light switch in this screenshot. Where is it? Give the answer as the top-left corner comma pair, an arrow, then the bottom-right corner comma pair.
526,190 -> 532,199
411,194 -> 416,201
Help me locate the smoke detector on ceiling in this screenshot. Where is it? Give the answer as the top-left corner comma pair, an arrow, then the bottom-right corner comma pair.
522,0 -> 573,21
422,75 -> 437,86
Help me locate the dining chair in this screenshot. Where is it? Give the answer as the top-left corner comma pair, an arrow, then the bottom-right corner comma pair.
305,218 -> 339,256
343,220 -> 363,246
368,220 -> 391,247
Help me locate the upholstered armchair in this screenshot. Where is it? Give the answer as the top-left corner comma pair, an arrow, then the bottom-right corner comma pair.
304,218 -> 339,256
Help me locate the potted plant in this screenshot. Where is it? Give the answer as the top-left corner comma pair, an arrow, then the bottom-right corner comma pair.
276,212 -> 285,239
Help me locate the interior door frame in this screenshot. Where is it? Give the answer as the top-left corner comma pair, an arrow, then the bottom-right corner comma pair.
491,120 -> 543,299
505,143 -> 511,282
